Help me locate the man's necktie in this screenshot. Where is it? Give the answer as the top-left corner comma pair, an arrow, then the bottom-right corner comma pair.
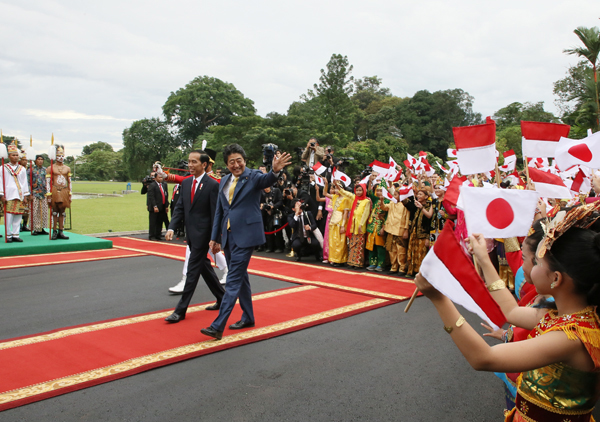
159,183 -> 165,204
191,178 -> 197,203
227,177 -> 238,229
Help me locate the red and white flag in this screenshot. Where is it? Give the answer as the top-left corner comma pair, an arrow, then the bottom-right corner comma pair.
397,185 -> 414,201
460,186 -> 539,238
436,161 -> 450,175
381,187 -> 397,203
499,149 -> 517,172
452,119 -> 497,175
333,169 -> 351,187
555,131 -> 600,170
311,162 -> 327,175
447,148 -> 458,158
528,167 -> 572,199
527,157 -> 549,169
369,160 -> 390,178
419,221 -> 507,329
406,153 -> 418,168
507,171 -> 525,188
420,158 -> 436,177
444,175 -> 468,207
567,168 -> 591,194
521,121 -> 571,158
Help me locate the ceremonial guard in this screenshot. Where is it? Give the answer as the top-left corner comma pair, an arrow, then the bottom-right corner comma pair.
46,145 -> 71,240
30,155 -> 49,235
19,151 -> 31,232
0,142 -> 31,242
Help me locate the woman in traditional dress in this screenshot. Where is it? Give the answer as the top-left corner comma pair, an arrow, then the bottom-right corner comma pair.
365,179 -> 388,272
381,188 -> 410,275
315,179 -> 333,263
324,179 -> 350,266
415,202 -> 600,422
337,181 -> 371,269
404,185 -> 433,277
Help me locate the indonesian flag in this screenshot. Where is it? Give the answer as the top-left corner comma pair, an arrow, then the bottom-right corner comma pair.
528,167 -> 572,199
419,221 -> 507,329
453,119 -> 497,175
447,148 -> 458,158
397,185 -> 414,201
314,174 -> 325,187
567,168 -> 591,194
499,149 -> 517,172
521,121 -> 571,158
507,171 -> 525,188
444,175 -> 468,207
333,169 -> 351,187
418,151 -> 428,158
555,131 -> 600,170
369,160 -> 390,178
311,162 -> 327,175
460,187 -> 539,238
381,187 -> 397,203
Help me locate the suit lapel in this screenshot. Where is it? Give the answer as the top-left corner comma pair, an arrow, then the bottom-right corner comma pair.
231,168 -> 251,205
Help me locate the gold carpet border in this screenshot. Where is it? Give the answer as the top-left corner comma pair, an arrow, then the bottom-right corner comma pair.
248,268 -> 408,301
112,245 -> 185,261
0,286 -> 316,351
0,253 -> 145,270
251,255 -> 413,282
0,297 -> 386,406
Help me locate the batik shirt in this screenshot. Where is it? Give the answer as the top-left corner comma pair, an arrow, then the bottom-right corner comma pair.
30,165 -> 47,200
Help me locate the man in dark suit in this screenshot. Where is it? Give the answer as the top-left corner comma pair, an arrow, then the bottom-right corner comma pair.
163,150 -> 225,323
202,144 -> 292,340
287,199 -> 321,262
147,173 -> 169,240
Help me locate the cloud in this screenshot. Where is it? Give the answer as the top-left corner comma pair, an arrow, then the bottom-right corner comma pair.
23,109 -> 134,122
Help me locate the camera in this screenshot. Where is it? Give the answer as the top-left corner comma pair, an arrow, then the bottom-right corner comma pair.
262,143 -> 278,167
360,166 -> 373,180
300,201 -> 309,211
263,202 -> 273,211
141,174 -> 155,185
310,142 -> 316,147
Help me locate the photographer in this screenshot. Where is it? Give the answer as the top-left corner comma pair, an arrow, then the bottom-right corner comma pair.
287,198 -> 322,262
301,137 -> 325,168
259,185 -> 284,253
281,180 -> 296,252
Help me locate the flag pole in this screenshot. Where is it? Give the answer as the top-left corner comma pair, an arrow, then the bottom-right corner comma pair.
1,130 -> 6,243
524,155 -> 531,187
494,162 -> 501,188
404,287 -> 419,313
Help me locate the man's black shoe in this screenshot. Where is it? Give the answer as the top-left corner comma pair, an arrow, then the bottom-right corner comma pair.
205,303 -> 220,311
12,237 -> 23,242
265,249 -> 273,253
165,313 -> 185,323
200,327 -> 223,340
57,230 -> 69,240
21,227 -> 30,232
51,230 -> 58,240
40,229 -> 49,235
6,237 -> 12,243
295,255 -> 301,262
31,230 -> 38,236
274,249 -> 283,253
229,320 -> 255,330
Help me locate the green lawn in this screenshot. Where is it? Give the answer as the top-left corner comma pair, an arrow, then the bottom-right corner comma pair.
70,181 -> 150,234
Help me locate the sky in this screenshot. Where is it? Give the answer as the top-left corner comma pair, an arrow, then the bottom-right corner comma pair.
1,0 -> 598,157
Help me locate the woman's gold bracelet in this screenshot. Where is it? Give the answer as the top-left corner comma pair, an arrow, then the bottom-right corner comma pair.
444,315 -> 466,334
487,280 -> 506,292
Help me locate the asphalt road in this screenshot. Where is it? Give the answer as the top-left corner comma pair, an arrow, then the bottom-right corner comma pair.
1,243 -> 593,421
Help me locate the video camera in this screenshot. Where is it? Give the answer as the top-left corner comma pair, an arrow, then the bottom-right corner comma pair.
262,143 -> 278,168
141,174 -> 155,185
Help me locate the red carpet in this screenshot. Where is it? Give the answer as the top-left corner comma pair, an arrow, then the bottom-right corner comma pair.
0,248 -> 146,270
109,237 -> 416,300
0,286 -> 393,411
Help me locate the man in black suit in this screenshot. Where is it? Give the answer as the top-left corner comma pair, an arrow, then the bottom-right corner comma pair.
147,173 -> 169,240
164,150 -> 225,323
287,199 -> 321,262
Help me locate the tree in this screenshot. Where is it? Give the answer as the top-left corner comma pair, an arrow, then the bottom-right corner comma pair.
302,54 -> 358,147
493,101 -> 558,130
352,76 -> 392,110
76,150 -> 127,181
82,141 -> 114,155
122,118 -> 180,180
564,26 -> 600,127
162,76 -> 256,144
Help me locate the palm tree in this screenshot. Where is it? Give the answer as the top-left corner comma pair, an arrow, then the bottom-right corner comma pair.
564,26 -> 600,128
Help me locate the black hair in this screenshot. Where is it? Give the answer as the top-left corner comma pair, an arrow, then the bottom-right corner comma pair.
190,150 -> 210,165
223,144 -> 246,164
545,227 -> 600,307
523,219 -> 546,260
35,154 -> 44,160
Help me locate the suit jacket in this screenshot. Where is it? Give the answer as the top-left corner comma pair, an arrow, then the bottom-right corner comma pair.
211,168 -> 278,249
147,181 -> 169,212
169,174 -> 219,249
287,210 -> 318,244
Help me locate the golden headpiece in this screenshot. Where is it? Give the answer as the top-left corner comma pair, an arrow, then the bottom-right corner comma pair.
56,145 -> 65,155
536,201 -> 600,259
7,141 -> 19,154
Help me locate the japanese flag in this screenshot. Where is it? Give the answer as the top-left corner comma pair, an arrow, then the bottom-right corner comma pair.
460,186 -> 539,238
521,121 -> 571,158
314,174 -> 325,187
381,187 -> 397,203
567,168 -> 591,194
555,131 -> 600,170
418,151 -> 428,158
389,156 -> 399,170
334,169 -> 351,187
385,167 -> 399,182
406,153 -> 418,168
447,148 -> 458,158
419,221 -> 506,329
453,119 -> 497,175
437,161 -> 450,175
528,167 -> 572,199
312,162 -> 327,175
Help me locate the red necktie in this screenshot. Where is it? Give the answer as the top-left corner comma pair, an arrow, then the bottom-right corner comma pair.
191,178 -> 197,203
159,183 -> 165,204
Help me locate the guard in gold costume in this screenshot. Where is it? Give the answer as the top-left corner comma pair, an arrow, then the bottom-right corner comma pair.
46,145 -> 71,240
415,202 -> 600,422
